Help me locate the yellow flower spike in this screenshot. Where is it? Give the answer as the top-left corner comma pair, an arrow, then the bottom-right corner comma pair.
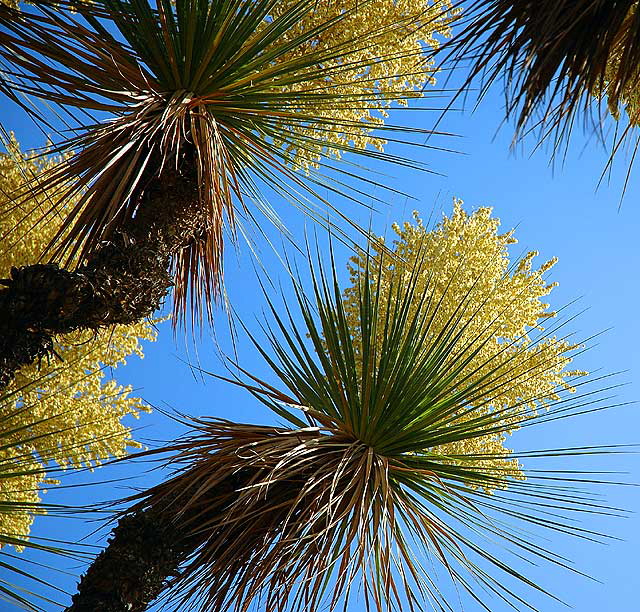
265,0 -> 457,170
343,200 -> 583,491
592,2 -> 640,125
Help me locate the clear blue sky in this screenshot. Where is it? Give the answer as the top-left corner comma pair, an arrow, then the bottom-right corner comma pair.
2,23 -> 639,612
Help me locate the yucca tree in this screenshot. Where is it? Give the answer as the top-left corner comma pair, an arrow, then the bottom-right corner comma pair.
0,0 -> 454,388
447,1 -> 640,168
65,205 -> 621,612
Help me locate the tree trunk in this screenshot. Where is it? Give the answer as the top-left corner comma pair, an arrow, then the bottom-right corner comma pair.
65,465 -> 243,612
65,505 -> 193,612
0,163 -> 204,388
64,465 -> 303,612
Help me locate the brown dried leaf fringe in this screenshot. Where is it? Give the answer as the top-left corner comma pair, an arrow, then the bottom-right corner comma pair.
0,4 -> 238,322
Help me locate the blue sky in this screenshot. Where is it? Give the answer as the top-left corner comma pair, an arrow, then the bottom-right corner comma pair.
2,20 -> 640,612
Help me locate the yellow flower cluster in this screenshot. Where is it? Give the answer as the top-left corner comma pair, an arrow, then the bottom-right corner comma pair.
343,200 -> 584,488
0,447 -> 43,551
265,0 -> 457,169
0,138 -> 159,544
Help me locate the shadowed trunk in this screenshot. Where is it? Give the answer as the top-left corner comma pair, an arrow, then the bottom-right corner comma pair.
65,467 -> 304,612
65,506 -> 193,612
65,469 -> 243,612
0,162 -> 204,388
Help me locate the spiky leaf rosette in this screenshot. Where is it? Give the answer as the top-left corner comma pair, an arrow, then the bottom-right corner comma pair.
445,0 -> 640,168
123,204 -> 620,612
342,201 -> 583,490
0,0 -> 455,320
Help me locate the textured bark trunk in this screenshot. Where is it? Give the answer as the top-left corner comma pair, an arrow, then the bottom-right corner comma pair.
65,506 -> 193,612
0,163 -> 204,388
65,466 -> 243,612
64,467 -> 299,612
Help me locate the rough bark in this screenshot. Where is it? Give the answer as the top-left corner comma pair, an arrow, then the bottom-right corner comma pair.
0,163 -> 204,388
65,470 -> 255,612
65,464 -> 308,612
65,469 -> 237,612
65,506 -> 193,612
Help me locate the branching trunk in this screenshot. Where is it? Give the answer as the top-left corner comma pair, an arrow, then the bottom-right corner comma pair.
0,164 -> 204,388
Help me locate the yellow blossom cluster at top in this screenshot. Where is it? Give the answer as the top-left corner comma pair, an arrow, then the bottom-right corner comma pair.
2,0 -> 457,169
265,0 -> 457,170
342,200 -> 584,489
0,138 -> 160,545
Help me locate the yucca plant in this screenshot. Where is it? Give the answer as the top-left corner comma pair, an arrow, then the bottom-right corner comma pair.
445,0 -> 640,170
0,0 -> 454,388
65,204 -> 623,612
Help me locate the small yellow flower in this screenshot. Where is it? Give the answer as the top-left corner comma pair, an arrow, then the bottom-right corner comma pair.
592,2 -> 640,125
264,0 -> 457,170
